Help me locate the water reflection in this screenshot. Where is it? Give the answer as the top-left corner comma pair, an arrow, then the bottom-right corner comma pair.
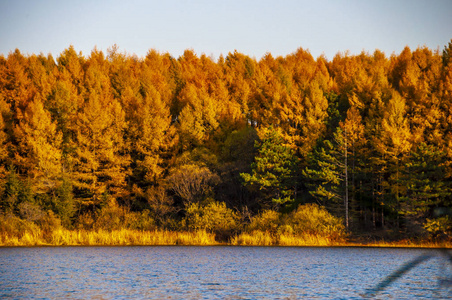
0,246 -> 450,299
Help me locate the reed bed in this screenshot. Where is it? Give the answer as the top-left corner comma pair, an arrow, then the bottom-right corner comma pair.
230,230 -> 345,246
349,239 -> 452,248
0,228 -> 218,246
1,228 -> 451,248
278,233 -> 338,246
230,231 -> 275,246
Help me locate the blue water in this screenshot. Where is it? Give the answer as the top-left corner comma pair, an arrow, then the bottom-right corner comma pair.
0,246 -> 451,299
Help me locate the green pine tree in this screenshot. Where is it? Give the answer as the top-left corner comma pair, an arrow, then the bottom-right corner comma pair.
400,143 -> 452,231
1,166 -> 21,213
52,175 -> 75,227
240,128 -> 298,209
303,127 -> 350,228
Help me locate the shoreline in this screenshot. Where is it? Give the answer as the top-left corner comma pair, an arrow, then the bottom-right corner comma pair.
1,228 -> 450,249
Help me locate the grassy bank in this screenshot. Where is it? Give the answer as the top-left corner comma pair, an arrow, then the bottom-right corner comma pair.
0,228 -> 218,246
1,227 -> 451,247
1,203 -> 450,248
346,239 -> 452,249
230,230 -> 345,246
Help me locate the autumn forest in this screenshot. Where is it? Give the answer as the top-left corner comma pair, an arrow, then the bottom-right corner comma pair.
1,41 -> 452,245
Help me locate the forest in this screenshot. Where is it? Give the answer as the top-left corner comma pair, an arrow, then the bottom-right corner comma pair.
0,41 -> 452,245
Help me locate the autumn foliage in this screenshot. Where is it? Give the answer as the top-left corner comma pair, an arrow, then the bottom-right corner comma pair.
1,41 -> 452,244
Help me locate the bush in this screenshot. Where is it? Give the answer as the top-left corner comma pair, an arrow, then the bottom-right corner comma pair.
247,210 -> 280,234
76,212 -> 95,230
0,213 -> 41,241
39,210 -> 62,241
123,209 -> 155,231
145,186 -> 175,228
93,199 -> 155,231
184,200 -> 240,240
424,216 -> 452,240
283,203 -> 345,239
18,201 -> 45,222
94,200 -> 123,230
243,204 -> 345,241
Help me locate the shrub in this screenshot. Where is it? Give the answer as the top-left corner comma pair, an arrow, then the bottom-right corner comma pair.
76,212 -> 95,230
94,199 -> 155,231
0,213 -> 41,242
283,203 -> 345,239
424,216 -> 452,240
124,209 -> 155,231
94,200 -> 123,230
18,201 -> 45,222
184,200 -> 240,240
39,210 -> 62,241
145,186 -> 175,228
247,209 -> 280,234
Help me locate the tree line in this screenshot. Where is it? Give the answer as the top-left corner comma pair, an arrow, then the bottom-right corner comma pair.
0,41 -> 451,239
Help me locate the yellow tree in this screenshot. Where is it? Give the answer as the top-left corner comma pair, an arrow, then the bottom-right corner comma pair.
249,53 -> 281,128
49,72 -> 84,149
373,90 -> 412,226
341,107 -> 366,160
390,46 -> 443,145
142,49 -> 175,106
297,81 -> 329,156
13,98 -> 63,193
56,46 -> 86,95
107,49 -> 176,188
0,95 -> 11,185
126,84 -> 174,185
72,49 -> 130,207
177,83 -> 220,149
286,48 -> 317,85
339,106 -> 366,226
276,49 -> 330,156
223,51 -> 256,125
377,91 -> 411,163
199,54 -> 242,139
0,50 -> 35,123
28,54 -> 56,104
173,51 -> 220,150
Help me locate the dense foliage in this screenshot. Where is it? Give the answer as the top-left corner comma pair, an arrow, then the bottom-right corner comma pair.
1,41 -> 452,241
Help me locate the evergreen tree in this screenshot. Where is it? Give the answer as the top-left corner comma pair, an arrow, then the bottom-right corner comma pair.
400,143 -> 452,232
1,166 -> 21,213
241,128 -> 298,209
53,175 -> 75,227
303,127 -> 350,228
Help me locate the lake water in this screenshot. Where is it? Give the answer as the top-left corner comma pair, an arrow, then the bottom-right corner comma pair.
0,246 -> 451,299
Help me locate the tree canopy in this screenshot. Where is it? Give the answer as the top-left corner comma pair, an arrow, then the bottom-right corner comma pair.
1,42 -> 452,239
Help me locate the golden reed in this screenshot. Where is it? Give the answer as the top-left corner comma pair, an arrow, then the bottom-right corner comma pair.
0,228 -> 218,246
230,230 -> 345,246
1,228 -> 450,247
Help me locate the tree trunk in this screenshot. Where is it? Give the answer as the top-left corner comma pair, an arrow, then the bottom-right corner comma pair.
344,128 -> 349,229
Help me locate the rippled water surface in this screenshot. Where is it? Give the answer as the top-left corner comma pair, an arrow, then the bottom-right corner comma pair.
0,246 -> 451,299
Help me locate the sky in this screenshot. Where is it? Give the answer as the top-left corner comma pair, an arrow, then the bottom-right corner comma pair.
0,0 -> 451,61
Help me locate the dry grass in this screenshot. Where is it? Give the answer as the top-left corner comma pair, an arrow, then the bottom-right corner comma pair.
347,239 -> 452,248
0,228 -> 218,246
278,233 -> 336,246
230,231 -> 275,246
1,227 -> 451,248
230,230 -> 345,246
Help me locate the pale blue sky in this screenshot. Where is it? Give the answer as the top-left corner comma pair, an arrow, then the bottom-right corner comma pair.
0,0 -> 451,60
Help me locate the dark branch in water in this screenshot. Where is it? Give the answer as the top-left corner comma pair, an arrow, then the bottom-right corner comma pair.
364,250 -> 452,298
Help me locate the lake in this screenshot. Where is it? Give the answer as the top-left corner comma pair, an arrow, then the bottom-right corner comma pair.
0,246 -> 451,299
